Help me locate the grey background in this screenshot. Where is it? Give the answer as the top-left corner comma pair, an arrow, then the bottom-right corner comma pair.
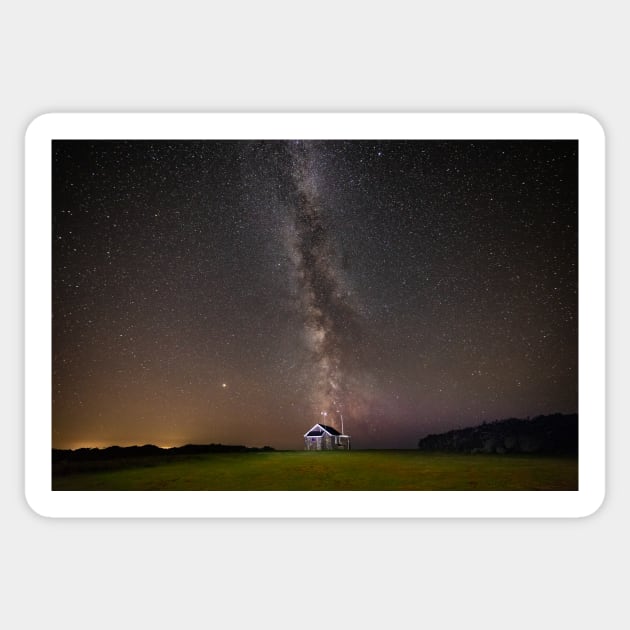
3,1 -> 626,628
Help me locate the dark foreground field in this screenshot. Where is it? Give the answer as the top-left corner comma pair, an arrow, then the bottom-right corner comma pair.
52,451 -> 578,491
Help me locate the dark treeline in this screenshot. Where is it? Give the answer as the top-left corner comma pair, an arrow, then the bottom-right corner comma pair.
417,413 -> 578,455
52,443 -> 275,476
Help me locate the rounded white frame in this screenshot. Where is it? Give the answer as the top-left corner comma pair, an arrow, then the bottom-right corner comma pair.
25,113 -> 605,518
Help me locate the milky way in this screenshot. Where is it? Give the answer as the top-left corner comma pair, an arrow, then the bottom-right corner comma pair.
52,139 -> 578,449
284,141 -> 362,431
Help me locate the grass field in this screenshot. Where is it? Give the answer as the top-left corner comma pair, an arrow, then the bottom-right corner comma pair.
52,450 -> 578,491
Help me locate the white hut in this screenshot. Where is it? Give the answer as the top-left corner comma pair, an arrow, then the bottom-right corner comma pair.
304,423 -> 351,451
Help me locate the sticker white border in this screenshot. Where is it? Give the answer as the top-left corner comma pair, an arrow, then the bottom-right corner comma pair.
25,113 -> 605,518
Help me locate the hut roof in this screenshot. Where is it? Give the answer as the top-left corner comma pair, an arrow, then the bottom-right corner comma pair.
304,423 -> 342,437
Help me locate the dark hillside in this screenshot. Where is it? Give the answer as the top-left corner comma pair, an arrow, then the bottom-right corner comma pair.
417,413 -> 578,455
52,443 -> 274,475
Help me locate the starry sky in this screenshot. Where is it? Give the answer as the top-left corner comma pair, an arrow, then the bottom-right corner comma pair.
52,139 -> 578,450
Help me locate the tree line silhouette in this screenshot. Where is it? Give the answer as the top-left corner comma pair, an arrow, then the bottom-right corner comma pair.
417,413 -> 578,455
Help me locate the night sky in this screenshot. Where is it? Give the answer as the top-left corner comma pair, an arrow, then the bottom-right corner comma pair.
52,140 -> 578,450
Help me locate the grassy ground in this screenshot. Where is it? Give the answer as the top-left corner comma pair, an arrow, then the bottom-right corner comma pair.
52,450 -> 578,491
